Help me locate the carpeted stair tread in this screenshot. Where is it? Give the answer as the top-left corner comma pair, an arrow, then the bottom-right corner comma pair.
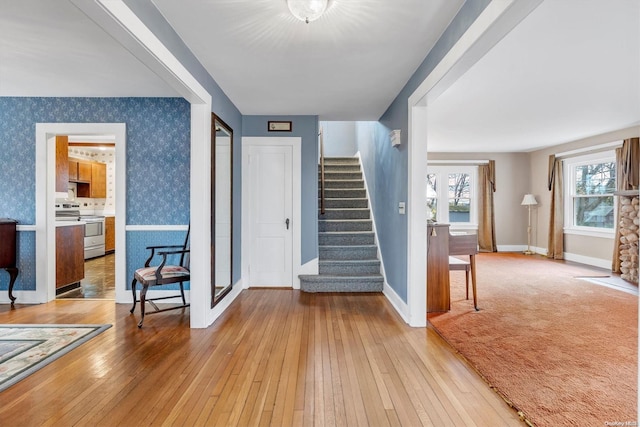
303,156 -> 383,293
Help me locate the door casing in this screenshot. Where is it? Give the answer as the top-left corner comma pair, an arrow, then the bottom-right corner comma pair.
241,137 -> 301,289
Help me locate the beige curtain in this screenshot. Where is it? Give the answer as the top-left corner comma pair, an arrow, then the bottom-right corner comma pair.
547,155 -> 564,259
612,137 -> 639,272
478,160 -> 497,252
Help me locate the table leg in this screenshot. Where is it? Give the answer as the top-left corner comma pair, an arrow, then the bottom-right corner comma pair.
6,267 -> 19,307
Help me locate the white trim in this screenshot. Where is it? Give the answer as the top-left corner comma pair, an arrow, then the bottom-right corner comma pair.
427,164 -> 478,226
299,257 -> 319,275
497,244 -> 529,252
126,225 -> 190,232
383,282 -> 410,324
241,137 -> 302,289
16,225 -> 36,232
563,151 -> 617,235
563,253 -> 611,270
428,160 -> 490,165
563,228 -> 615,239
0,290 -> 40,305
555,140 -> 622,158
406,0 -> 543,327
76,0 -> 217,327
36,123 -> 127,305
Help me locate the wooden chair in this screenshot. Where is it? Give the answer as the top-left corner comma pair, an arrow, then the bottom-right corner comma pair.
448,232 -> 479,311
130,226 -> 190,327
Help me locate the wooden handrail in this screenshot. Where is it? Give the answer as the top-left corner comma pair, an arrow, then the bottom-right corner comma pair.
319,128 -> 326,215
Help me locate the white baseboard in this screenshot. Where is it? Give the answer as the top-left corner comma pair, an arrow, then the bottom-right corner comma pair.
383,282 -> 410,324
299,257 -> 318,274
563,253 -> 611,270
497,244 -> 527,252
0,290 -> 41,305
496,245 -> 611,270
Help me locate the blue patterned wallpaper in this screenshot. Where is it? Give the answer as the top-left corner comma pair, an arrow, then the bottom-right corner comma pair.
127,230 -> 190,291
0,97 -> 190,225
0,97 -> 191,292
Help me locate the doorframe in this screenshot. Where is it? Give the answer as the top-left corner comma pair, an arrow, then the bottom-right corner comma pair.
405,0 -> 543,326
241,137 -> 302,289
35,123 -> 127,303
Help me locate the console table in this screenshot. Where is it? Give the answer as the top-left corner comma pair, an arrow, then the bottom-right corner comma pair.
0,219 -> 19,306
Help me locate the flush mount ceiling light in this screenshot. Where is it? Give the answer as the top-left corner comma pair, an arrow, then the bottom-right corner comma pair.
287,0 -> 328,24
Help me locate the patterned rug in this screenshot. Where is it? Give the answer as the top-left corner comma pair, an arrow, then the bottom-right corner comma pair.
0,324 -> 111,392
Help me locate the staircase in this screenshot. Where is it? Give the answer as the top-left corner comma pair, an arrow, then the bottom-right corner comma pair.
299,157 -> 384,292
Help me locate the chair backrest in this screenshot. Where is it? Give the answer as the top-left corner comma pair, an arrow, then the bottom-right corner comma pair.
449,233 -> 478,256
180,225 -> 190,269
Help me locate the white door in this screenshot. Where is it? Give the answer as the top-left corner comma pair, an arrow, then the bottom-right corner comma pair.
248,145 -> 293,287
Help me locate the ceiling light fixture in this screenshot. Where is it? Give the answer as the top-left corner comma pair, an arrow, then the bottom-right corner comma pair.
287,0 -> 328,24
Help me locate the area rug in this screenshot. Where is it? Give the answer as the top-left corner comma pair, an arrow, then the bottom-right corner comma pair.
0,324 -> 111,392
428,253 -> 638,427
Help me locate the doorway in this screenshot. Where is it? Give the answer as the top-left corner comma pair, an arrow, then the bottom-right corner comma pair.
242,137 -> 302,289
57,139 -> 116,300
35,123 -> 127,304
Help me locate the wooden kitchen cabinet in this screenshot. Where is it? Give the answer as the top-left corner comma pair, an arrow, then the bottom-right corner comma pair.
69,158 -> 92,182
69,157 -> 106,198
68,158 -> 78,181
105,216 -> 115,253
427,223 -> 450,313
56,224 -> 84,291
78,160 -> 92,182
55,136 -> 69,192
90,162 -> 107,198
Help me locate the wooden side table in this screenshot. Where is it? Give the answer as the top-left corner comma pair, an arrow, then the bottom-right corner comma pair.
0,219 -> 19,306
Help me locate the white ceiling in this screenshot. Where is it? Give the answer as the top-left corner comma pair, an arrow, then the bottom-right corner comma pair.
1,0 -> 637,152
427,0 -> 640,152
0,0 -> 178,97
152,0 -> 464,120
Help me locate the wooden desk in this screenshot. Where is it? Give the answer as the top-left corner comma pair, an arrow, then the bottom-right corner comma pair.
0,219 -> 19,306
427,223 -> 450,312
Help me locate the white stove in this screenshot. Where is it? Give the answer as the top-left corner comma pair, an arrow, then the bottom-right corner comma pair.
55,203 -> 105,259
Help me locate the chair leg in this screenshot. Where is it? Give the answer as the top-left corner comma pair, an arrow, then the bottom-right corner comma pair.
465,269 -> 470,300
470,255 -> 478,311
138,284 -> 149,328
130,279 -> 138,314
179,281 -> 186,306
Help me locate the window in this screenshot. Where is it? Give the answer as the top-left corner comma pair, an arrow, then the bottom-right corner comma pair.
564,151 -> 616,235
427,165 -> 477,228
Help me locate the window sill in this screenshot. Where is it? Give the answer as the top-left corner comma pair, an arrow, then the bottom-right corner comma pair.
563,227 -> 615,239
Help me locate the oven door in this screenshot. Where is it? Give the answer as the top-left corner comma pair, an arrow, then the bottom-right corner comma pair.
84,220 -> 103,238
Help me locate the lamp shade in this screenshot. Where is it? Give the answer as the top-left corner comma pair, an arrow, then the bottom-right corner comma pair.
521,194 -> 538,206
287,0 -> 328,23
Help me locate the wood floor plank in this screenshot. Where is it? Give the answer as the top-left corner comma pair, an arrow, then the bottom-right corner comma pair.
0,290 -> 524,427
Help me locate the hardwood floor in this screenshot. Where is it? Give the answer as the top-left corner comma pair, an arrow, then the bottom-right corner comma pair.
58,253 -> 115,299
0,290 -> 524,426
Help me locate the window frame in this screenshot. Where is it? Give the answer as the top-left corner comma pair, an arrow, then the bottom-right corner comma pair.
563,151 -> 617,239
426,164 -> 478,231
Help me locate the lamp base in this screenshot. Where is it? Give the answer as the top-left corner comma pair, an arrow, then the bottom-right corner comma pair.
523,249 -> 535,255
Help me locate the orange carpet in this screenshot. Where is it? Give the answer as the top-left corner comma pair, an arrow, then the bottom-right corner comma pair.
428,253 -> 638,427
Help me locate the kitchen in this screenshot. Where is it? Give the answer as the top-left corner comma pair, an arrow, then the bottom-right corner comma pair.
54,135 -> 116,299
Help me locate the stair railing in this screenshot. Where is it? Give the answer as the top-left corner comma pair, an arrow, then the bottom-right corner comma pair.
319,128 -> 326,215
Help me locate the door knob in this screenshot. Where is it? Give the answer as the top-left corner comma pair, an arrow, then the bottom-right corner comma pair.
285,218 -> 290,230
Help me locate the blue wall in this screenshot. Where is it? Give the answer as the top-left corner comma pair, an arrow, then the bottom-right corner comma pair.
0,97 -> 190,293
122,0 -> 244,284
242,115 -> 319,264
358,0 -> 492,302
